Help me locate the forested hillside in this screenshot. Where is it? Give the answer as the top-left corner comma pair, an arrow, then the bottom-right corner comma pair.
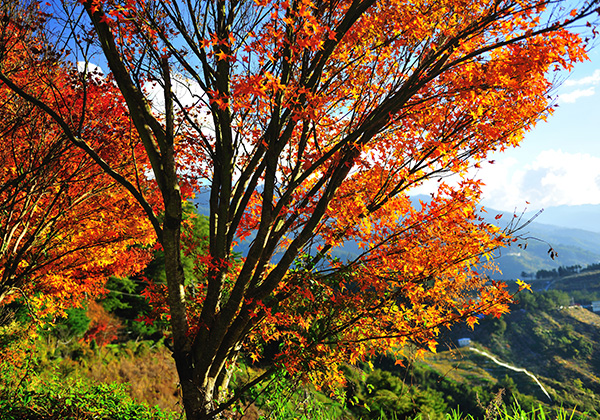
3,282 -> 600,419
437,290 -> 600,416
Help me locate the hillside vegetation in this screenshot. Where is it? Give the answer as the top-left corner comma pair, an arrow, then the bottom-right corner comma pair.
3,212 -> 600,419
434,290 -> 600,416
3,287 -> 599,419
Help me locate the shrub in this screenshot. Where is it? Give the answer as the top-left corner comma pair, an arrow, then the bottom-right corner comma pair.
0,380 -> 179,420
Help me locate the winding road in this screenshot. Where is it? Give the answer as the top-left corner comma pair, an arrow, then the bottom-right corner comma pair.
469,347 -> 552,401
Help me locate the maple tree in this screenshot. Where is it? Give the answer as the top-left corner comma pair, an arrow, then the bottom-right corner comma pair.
0,0 -> 598,419
0,5 -> 154,318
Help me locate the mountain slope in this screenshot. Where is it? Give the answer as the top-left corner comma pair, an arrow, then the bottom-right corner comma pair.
524,204 -> 600,233
428,297 -> 600,416
490,219 -> 600,280
193,192 -> 600,280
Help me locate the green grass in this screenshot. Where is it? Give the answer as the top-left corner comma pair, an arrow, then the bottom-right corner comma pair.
0,380 -> 179,420
436,404 -> 583,420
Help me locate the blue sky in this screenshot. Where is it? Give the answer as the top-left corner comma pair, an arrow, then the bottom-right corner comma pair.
476,47 -> 600,213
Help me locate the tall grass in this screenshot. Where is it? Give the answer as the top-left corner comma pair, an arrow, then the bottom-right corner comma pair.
0,319 -> 181,420
235,369 -> 586,420
437,404 -> 582,420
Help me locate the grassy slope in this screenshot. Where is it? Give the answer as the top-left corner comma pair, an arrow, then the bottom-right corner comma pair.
432,304 -> 600,416
553,270 -> 600,297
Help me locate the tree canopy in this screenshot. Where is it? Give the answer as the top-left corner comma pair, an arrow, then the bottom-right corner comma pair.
0,10 -> 155,316
0,0 -> 597,418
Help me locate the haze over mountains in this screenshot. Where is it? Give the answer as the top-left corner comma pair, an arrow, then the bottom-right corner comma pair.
410,195 -> 600,280
192,192 -> 600,281
484,203 -> 600,279
523,204 -> 600,233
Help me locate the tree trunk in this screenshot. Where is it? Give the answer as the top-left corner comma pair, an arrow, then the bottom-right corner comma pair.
179,366 -> 224,420
163,214 -> 216,420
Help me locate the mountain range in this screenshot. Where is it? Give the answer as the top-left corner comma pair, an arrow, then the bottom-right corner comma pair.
192,192 -> 600,281
482,203 -> 600,279
524,204 -> 600,233
408,196 -> 600,280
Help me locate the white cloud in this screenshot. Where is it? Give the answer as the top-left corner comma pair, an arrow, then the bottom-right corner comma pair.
480,150 -> 600,211
144,75 -> 207,115
76,61 -> 104,76
558,87 -> 595,103
558,69 -> 600,104
564,69 -> 600,87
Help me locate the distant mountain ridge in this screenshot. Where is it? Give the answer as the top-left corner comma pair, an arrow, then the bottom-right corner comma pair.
415,195 -> 600,280
488,210 -> 600,280
192,192 -> 600,280
523,204 -> 600,233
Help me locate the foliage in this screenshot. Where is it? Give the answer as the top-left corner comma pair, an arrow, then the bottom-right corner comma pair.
101,276 -> 162,339
531,324 -> 593,360
1,0 -> 598,418
0,315 -> 180,418
230,358 -> 591,420
53,307 -> 91,343
2,300 -> 597,420
82,301 -> 122,346
0,380 -> 178,420
438,404 -> 588,420
364,370 -> 447,419
240,368 -> 346,420
337,356 -> 596,420
516,291 -> 571,312
579,263 -> 600,273
37,301 -> 121,347
443,296 -> 600,416
82,340 -> 181,412
0,1 -> 155,318
342,362 -> 481,419
139,203 -> 210,335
